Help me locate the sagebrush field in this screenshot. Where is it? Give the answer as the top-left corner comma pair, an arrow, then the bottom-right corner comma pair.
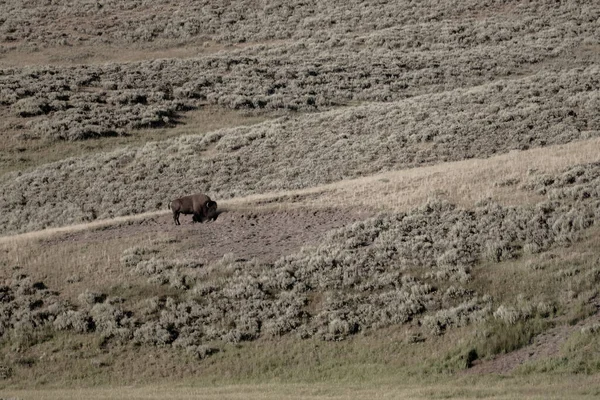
1,1 -> 600,399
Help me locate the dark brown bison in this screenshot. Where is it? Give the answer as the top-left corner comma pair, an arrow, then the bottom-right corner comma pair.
169,193 -> 218,225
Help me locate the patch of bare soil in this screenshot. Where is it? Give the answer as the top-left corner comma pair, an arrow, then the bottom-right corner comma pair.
44,207 -> 372,264
191,207 -> 374,263
465,307 -> 600,375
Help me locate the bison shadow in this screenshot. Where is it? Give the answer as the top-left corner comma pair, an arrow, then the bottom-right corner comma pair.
189,208 -> 226,224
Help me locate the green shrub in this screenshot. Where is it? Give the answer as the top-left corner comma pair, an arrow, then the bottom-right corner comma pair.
477,318 -> 549,358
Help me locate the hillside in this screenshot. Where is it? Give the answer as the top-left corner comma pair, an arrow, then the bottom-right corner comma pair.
1,1 -> 600,399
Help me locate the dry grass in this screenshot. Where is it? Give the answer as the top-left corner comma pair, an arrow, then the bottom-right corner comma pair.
3,156 -> 599,370
2,66 -> 599,235
234,137 -> 600,212
1,233 -> 159,303
2,188 -> 599,396
0,105 -> 270,175
1,139 -> 597,342
2,0 -> 600,393
4,375 -> 600,400
0,40 -> 290,68
2,136 -> 597,245
2,311 -> 600,396
2,1 -> 597,143
472,222 -> 600,315
0,211 -> 166,245
3,0 -> 593,52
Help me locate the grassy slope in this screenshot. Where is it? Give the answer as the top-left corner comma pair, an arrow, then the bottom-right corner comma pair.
1,153 -> 599,398
6,376 -> 600,400
2,136 -> 598,245
2,1 -> 600,398
0,106 -> 270,175
2,67 -> 599,236
1,152 -> 599,399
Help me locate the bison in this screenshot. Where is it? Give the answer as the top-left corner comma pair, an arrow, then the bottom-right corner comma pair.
169,193 -> 218,225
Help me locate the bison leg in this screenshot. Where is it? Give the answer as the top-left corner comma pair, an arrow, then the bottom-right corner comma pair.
173,211 -> 180,225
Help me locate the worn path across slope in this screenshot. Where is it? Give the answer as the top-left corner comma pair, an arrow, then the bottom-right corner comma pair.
2,137 -> 599,245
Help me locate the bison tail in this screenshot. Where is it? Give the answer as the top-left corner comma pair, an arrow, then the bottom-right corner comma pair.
168,201 -> 171,210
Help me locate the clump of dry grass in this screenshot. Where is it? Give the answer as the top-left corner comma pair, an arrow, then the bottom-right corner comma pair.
0,272 -> 68,344
422,296 -> 492,336
0,272 -> 137,350
53,310 -> 93,334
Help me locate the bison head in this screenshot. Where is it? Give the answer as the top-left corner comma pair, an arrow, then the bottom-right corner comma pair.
205,200 -> 218,219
